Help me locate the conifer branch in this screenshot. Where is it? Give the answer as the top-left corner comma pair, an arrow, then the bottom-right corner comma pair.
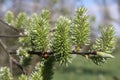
9,50 -> 114,61
9,50 -> 96,57
0,7 -> 116,80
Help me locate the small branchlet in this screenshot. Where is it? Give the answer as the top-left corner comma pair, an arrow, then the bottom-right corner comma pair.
26,9 -> 50,51
94,25 -> 115,53
90,25 -> 115,65
72,7 -> 89,51
5,11 -> 14,25
17,10 -> 50,66
15,12 -> 26,28
52,16 -> 72,65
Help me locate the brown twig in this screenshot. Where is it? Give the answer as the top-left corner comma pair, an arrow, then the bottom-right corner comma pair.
0,35 -> 27,38
9,50 -> 96,57
0,39 -> 13,73
0,39 -> 26,74
0,19 -> 19,32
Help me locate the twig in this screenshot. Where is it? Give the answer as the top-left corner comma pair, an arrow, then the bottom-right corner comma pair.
11,57 -> 26,75
0,19 -> 19,32
0,35 -> 27,38
0,39 -> 9,55
9,50 -> 96,57
9,57 -> 13,74
0,39 -> 13,73
0,39 -> 26,74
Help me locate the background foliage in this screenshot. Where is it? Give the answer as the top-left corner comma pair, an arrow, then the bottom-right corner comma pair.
0,0 -> 120,80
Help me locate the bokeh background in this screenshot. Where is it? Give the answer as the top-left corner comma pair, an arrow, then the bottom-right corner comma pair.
0,0 -> 120,80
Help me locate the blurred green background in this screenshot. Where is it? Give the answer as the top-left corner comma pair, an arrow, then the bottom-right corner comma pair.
53,53 -> 120,80
0,0 -> 120,80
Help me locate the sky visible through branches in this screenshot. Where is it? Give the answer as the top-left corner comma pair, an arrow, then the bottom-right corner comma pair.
0,0 -> 120,37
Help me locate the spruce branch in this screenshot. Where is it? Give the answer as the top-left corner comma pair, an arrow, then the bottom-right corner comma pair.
72,7 -> 89,51
0,7 -> 117,80
93,25 -> 115,53
16,9 -> 50,67
25,9 -> 50,51
52,16 -> 72,65
90,25 -> 115,65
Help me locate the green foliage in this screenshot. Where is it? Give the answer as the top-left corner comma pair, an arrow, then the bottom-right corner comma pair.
15,12 -> 26,28
18,34 -> 32,67
30,70 -> 43,80
17,9 -> 50,66
18,74 -> 27,80
17,47 -> 32,66
5,11 -> 14,25
53,54 -> 120,80
93,25 -> 115,53
30,63 -> 43,80
3,8 -> 116,80
26,9 -> 50,51
41,56 -> 55,80
19,33 -> 31,49
90,25 -> 115,65
0,67 -> 13,80
72,7 -> 89,51
5,11 -> 26,28
52,16 -> 72,65
18,63 -> 43,80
